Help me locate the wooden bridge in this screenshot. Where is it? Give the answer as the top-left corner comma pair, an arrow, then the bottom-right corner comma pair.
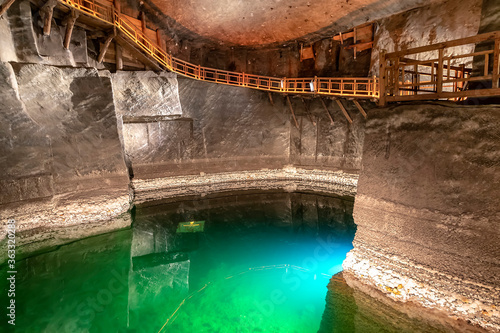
3,0 -> 499,107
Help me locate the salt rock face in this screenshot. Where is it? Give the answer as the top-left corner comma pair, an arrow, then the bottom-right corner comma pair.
111,71 -> 182,117
0,62 -> 130,233
344,103 -> 500,331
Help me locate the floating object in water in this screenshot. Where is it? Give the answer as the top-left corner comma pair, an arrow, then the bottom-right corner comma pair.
177,221 -> 205,233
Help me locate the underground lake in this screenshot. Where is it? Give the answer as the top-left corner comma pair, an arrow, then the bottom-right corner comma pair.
0,191 -> 485,332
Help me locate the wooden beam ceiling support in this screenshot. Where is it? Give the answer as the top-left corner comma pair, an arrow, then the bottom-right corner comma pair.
352,100 -> 367,119
320,98 -> 334,125
140,11 -> 147,34
0,0 -> 16,17
286,96 -> 299,129
268,92 -> 274,106
40,0 -> 58,36
335,99 -> 353,124
63,10 -> 79,49
115,43 -> 123,71
301,97 -> 316,127
98,30 -> 116,63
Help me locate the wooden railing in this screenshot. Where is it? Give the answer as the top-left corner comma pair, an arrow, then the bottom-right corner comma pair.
59,0 -> 379,98
380,31 -> 500,105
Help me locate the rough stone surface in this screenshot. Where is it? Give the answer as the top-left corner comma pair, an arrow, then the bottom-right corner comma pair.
145,0 -> 440,46
132,167 -> 358,205
124,77 -> 368,179
0,62 -> 131,240
343,103 -> 500,331
370,0 -> 482,75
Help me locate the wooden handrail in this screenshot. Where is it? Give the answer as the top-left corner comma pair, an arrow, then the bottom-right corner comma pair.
58,0 -> 378,99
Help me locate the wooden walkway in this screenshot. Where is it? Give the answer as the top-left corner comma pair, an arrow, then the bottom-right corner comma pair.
6,0 -> 497,106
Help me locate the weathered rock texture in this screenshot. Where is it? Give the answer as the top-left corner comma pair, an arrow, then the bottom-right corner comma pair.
0,62 -> 131,240
132,167 -> 358,205
119,76 -> 367,180
343,103 -> 500,331
370,0 -> 482,75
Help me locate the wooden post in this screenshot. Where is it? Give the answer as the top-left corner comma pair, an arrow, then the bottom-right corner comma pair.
353,100 -> 367,119
113,0 -> 120,13
40,0 -> 58,36
98,31 -> 116,63
492,39 -> 499,89
320,98 -> 334,125
286,96 -> 299,129
335,99 -> 352,124
140,12 -> 147,34
115,43 -> 123,70
437,48 -> 444,94
0,0 -> 16,17
379,50 -> 387,106
63,10 -> 79,49
156,29 -> 162,49
268,92 -> 274,106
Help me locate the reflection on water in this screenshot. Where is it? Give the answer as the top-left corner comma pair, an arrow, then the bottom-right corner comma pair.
0,191 -> 472,332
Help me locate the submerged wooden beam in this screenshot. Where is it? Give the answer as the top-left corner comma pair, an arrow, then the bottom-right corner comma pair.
98,30 -> 116,64
40,0 -> 58,36
352,100 -> 367,119
286,96 -> 299,129
0,0 -> 16,17
63,10 -> 79,49
335,99 -> 353,124
320,98 -> 334,125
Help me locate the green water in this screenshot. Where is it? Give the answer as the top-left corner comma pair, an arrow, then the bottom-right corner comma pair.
1,192 -> 464,332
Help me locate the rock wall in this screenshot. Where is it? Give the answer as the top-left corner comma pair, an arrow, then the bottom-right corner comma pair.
0,62 -> 131,242
343,103 -> 500,331
370,0 -> 482,75
119,76 -> 368,180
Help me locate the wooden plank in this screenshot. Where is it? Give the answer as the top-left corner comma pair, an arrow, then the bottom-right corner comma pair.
286,96 -> 299,129
386,87 -> 500,102
335,99 -> 352,124
353,100 -> 367,119
0,0 -> 16,16
345,41 -> 373,52
386,31 -> 500,58
320,98 -> 334,125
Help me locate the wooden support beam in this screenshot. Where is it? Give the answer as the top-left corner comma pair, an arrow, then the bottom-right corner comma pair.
63,10 -> 79,49
301,98 -> 316,126
115,43 -> 123,70
113,0 -> 121,13
379,50 -> 387,107
493,39 -> 500,89
320,98 -> 334,125
335,99 -> 352,124
268,92 -> 274,106
98,31 -> 116,63
140,11 -> 147,34
352,100 -> 367,119
437,48 -> 444,93
40,0 -> 58,36
156,29 -> 163,49
286,96 -> 299,129
0,0 -> 16,17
